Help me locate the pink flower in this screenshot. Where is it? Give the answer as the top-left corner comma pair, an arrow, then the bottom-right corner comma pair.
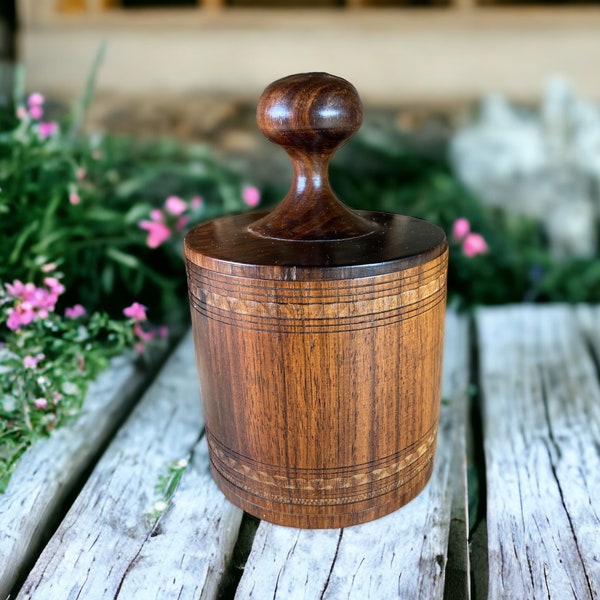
462,233 -> 489,257
28,93 -> 45,107
242,186 -> 261,208
69,192 -> 81,206
29,105 -> 43,120
134,323 -> 155,342
43,277 -> 65,296
33,294 -> 57,316
139,220 -> 171,248
76,167 -> 86,181
34,398 -> 48,409
135,342 -> 146,355
190,196 -> 203,209
6,280 -> 28,298
65,304 -> 86,319
26,92 -> 45,120
38,121 -> 58,140
23,353 -> 45,369
7,306 -> 35,330
176,216 -> 189,232
4,278 -> 64,330
40,262 -> 58,273
452,218 -> 471,241
150,209 -> 164,222
158,326 -> 169,338
16,106 -> 27,120
123,302 -> 147,321
164,196 -> 187,216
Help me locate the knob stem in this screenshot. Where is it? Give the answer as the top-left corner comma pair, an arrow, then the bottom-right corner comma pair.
248,72 -> 378,241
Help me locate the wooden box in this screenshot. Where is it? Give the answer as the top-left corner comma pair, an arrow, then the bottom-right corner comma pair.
184,73 -> 448,528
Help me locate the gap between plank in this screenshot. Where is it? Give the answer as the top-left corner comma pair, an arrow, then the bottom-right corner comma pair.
216,513 -> 261,600
468,313 -> 489,600
578,320 -> 600,390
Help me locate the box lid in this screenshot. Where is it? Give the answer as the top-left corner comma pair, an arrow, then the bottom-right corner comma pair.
184,72 -> 447,281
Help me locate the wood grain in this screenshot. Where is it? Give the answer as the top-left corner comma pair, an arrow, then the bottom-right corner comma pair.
17,333 -> 243,600
186,253 -> 448,528
0,355 -> 149,600
235,310 -> 470,598
250,72 -> 374,241
184,72 -> 449,528
477,305 -> 600,599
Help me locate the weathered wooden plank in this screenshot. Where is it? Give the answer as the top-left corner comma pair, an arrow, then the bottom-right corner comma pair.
236,310 -> 470,600
477,305 -> 600,599
0,354 -> 151,600
114,438 -> 243,600
17,332 -> 243,599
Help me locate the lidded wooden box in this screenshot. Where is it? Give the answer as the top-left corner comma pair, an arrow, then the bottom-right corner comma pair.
184,73 -> 448,529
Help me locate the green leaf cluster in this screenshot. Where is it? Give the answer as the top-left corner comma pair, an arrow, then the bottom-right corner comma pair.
0,70 -> 255,490
0,305 -> 138,492
145,457 -> 190,524
0,104 -> 252,327
328,128 -> 600,308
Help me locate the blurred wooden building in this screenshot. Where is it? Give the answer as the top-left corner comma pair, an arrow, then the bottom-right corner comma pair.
15,0 -> 600,104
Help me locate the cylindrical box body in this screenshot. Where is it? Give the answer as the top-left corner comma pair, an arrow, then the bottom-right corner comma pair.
184,211 -> 448,529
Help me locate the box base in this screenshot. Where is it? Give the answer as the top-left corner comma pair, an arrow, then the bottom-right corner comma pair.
209,454 -> 435,529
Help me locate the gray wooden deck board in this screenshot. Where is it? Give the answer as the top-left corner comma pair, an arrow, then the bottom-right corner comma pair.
16,332 -> 243,600
15,306 -> 595,598
477,305 -> 600,599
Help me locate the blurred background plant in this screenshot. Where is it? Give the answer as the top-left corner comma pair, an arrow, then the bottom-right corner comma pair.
3,71 -> 600,331
0,56 -> 259,329
329,126 -> 600,308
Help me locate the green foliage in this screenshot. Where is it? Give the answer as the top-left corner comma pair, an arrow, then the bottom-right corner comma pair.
2,57 -> 260,342
329,129 -> 600,308
0,293 -> 142,492
0,50 -> 247,495
146,457 -> 190,524
0,72 -> 259,491
0,102 -> 253,327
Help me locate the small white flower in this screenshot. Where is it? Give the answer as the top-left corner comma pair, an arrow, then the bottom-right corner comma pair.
61,381 -> 80,396
153,500 -> 168,513
175,458 -> 189,469
1,395 -> 17,412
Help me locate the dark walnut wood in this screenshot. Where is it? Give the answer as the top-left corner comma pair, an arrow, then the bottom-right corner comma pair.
249,72 -> 376,241
184,72 -> 449,528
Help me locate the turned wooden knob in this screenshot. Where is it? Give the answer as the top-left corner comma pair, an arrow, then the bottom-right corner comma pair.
248,72 -> 377,241
257,71 -> 362,150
